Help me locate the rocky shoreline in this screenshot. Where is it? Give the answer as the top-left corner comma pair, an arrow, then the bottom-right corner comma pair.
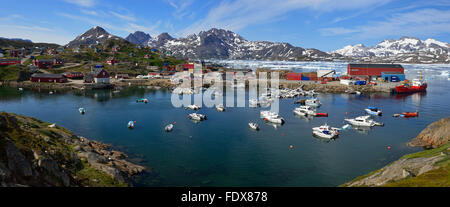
342,117 -> 450,187
1,78 -> 394,94
0,112 -> 147,187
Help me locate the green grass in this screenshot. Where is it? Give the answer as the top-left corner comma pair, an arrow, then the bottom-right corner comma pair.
342,143 -> 450,187
76,160 -> 128,187
400,143 -> 450,159
0,64 -> 24,81
382,164 -> 450,187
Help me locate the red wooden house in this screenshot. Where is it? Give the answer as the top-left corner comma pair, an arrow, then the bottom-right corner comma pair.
0,59 -> 21,66
31,73 -> 67,83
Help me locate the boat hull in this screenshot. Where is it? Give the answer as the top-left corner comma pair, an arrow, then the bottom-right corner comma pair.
395,84 -> 427,93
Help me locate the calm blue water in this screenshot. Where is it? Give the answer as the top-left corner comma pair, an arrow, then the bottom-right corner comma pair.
1,78 -> 449,186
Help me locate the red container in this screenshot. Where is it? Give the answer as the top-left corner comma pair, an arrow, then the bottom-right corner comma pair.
286,72 -> 302,80
348,64 -> 404,76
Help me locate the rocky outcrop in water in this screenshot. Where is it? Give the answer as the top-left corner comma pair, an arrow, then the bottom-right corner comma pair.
0,112 -> 146,187
407,117 -> 450,149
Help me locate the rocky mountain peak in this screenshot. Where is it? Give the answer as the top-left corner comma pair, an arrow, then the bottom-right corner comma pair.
66,26 -> 121,48
125,31 -> 151,45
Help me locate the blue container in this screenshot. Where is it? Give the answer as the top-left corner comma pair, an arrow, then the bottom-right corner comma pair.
301,76 -> 310,81
30,56 -> 34,59
355,80 -> 366,85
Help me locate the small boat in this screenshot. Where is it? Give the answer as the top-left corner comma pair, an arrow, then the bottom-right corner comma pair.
49,91 -> 54,95
48,123 -> 56,128
78,108 -> 86,114
365,106 -> 382,116
165,124 -> 174,132
315,112 -> 328,117
136,98 -> 148,103
248,122 -> 259,130
186,104 -> 201,110
249,99 -> 260,107
264,116 -> 285,124
216,104 -> 225,112
127,121 -> 135,129
305,99 -> 322,107
312,124 -> 339,139
293,106 -> 316,116
188,113 -> 206,121
260,110 -> 279,119
402,111 -> 419,117
18,88 -> 23,91
342,124 -> 351,130
345,115 -> 383,127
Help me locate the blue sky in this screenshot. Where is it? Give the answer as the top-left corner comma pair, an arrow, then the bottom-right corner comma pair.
1,0 -> 449,51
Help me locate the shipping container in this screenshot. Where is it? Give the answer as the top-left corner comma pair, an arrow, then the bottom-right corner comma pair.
301,76 -> 310,81
286,72 -> 302,80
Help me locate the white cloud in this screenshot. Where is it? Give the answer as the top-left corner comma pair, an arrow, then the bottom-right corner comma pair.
63,0 -> 96,7
321,9 -> 450,40
80,9 -> 99,16
110,11 -> 136,22
181,0 -> 390,36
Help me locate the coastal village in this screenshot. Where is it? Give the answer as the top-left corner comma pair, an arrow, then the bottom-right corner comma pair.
0,26 -> 448,188
0,34 -> 410,94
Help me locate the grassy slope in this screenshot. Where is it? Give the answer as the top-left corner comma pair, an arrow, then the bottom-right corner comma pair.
0,64 -> 24,81
343,143 -> 450,187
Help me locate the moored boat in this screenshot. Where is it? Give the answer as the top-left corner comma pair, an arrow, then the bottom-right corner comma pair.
345,115 -> 383,127
365,106 -> 382,116
305,98 -> 322,107
248,122 -> 260,130
216,104 -> 226,112
165,124 -> 174,132
312,124 -> 339,139
395,72 -> 427,93
78,108 -> 86,114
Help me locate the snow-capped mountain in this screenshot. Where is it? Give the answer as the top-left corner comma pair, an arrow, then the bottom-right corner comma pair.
143,28 -> 333,61
125,31 -> 151,46
332,37 -> 450,63
66,26 -> 122,48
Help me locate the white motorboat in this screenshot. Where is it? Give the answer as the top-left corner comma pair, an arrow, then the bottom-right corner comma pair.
248,122 -> 260,130
312,124 -> 339,139
186,104 -> 201,110
305,99 -> 322,107
188,113 -> 206,121
127,121 -> 135,129
216,104 -> 225,112
344,115 -> 383,127
249,99 -> 260,107
265,116 -> 285,124
165,124 -> 174,132
260,110 -> 285,124
365,107 -> 382,116
293,106 -> 316,116
78,108 -> 86,114
260,110 -> 279,118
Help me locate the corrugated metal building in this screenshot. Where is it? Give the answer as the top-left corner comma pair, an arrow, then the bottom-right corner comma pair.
348,64 -> 404,78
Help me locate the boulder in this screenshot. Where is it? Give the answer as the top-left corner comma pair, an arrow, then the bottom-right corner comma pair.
408,117 -> 450,148
38,158 -> 71,187
5,141 -> 33,177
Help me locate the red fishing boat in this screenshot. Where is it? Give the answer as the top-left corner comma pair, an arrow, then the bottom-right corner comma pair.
395,72 -> 427,93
